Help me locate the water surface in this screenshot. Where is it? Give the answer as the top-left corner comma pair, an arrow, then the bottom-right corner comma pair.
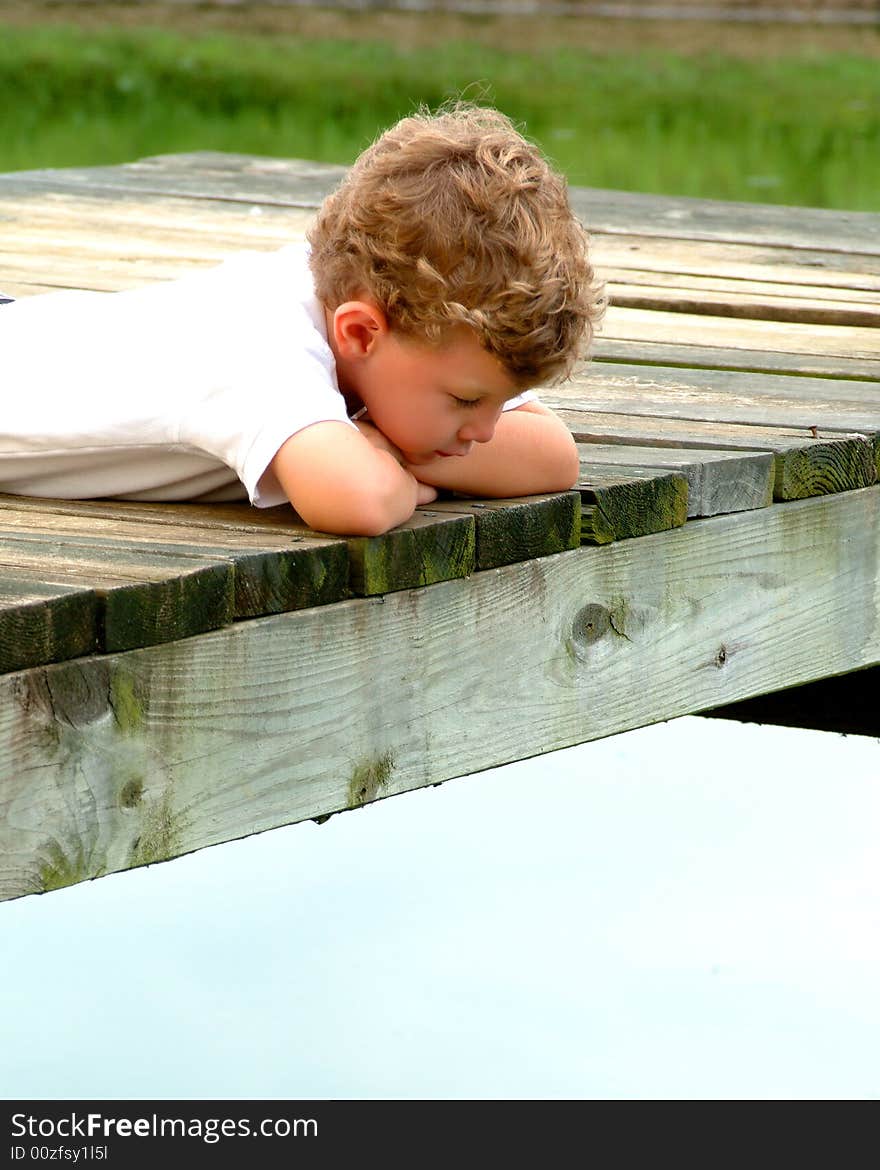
2,715 -> 879,1100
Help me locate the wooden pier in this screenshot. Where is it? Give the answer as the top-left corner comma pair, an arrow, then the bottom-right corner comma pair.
1,153 -> 878,902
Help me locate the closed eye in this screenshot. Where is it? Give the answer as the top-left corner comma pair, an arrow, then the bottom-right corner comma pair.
452,396 -> 482,409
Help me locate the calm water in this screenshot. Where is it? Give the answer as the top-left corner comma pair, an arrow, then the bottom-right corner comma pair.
2,715 -> 879,1100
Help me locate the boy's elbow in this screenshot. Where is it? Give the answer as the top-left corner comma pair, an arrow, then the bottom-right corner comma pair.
340,498 -> 400,537
541,427 -> 580,492
520,406 -> 580,492
561,437 -> 581,490
296,494 -> 397,537
295,467 -> 415,537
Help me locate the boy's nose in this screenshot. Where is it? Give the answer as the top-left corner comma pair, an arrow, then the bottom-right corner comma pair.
458,414 -> 498,445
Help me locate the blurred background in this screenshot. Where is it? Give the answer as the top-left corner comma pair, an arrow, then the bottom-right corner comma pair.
1,0 -> 879,208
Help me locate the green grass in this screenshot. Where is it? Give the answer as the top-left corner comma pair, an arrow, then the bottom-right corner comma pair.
2,22 -> 879,209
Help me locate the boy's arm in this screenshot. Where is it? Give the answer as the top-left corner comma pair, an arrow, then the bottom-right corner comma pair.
270,422 -> 436,536
405,402 -> 580,497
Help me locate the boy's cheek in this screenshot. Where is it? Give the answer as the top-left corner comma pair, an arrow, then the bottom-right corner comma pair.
400,451 -> 436,467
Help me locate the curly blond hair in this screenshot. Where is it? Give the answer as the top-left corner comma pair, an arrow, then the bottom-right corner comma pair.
307,104 -> 604,386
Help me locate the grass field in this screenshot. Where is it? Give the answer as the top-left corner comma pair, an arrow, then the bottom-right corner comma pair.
2,14 -> 879,210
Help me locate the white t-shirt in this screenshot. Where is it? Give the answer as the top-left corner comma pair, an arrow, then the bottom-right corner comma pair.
0,245 -> 534,507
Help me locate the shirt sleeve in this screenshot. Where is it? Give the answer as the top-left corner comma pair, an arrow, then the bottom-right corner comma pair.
173,276 -> 355,509
502,390 -> 538,411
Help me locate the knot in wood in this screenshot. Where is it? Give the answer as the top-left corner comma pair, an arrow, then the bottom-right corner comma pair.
571,604 -> 611,648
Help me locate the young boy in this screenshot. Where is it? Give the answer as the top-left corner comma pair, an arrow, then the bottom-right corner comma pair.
0,105 -> 603,536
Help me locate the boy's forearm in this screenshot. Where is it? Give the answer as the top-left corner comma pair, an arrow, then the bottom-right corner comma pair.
272,424 -> 428,536
406,404 -> 579,498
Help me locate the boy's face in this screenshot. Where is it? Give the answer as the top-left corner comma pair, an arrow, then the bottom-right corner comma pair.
342,323 -> 524,466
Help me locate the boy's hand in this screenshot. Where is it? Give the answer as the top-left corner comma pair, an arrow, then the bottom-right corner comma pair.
416,482 -> 439,505
355,419 -> 438,505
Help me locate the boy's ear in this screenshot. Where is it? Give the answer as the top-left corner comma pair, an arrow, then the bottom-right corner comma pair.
330,300 -> 388,360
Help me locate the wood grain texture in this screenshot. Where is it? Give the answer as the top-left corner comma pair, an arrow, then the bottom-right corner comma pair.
422,492 -> 581,569
0,537 -> 235,654
0,190 -> 313,295
592,233 -> 880,295
0,506 -> 351,618
3,483 -> 879,902
606,276 -> 880,327
0,578 -> 99,675
558,407 -> 875,505
577,465 -> 689,540
603,304 -> 880,362
578,440 -> 773,516
548,363 -> 880,431
591,338 -> 880,380
344,511 -> 476,596
569,186 -> 880,255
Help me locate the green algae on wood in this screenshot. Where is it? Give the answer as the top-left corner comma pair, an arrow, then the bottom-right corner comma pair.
579,503 -> 617,545
0,578 -> 99,674
129,784 -> 187,868
108,666 -> 145,736
577,468 -> 688,542
37,840 -> 100,894
423,491 -> 581,569
346,513 -> 475,596
773,434 -> 876,500
347,753 -> 395,809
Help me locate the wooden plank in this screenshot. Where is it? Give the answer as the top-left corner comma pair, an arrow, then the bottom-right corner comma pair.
0,155 -> 347,211
558,365 -> 880,485
557,408 -> 877,504
0,496 -> 304,534
578,442 -> 773,517
6,154 -> 879,260
0,282 -> 61,299
0,536 -> 234,654
592,233 -> 880,293
579,503 -> 616,546
548,363 -> 880,431
569,186 -> 880,255
557,404 -> 867,447
3,483 -> 879,902
344,511 -> 475,596
0,501 -> 351,618
0,189 -> 310,243
164,502 -> 478,596
605,274 -> 880,327
603,266 -> 880,308
603,305 -> 880,362
576,467 -> 688,541
0,499 -> 477,599
420,492 -> 581,569
592,338 -> 880,380
0,191 -> 313,294
0,577 -> 99,675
